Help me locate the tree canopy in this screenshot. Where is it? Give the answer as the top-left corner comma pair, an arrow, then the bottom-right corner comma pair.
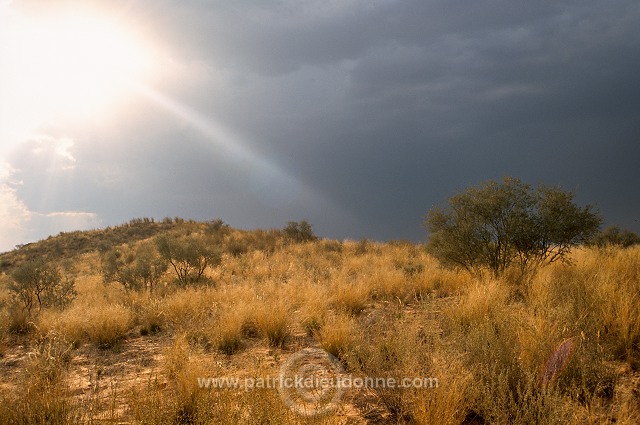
425,177 -> 602,276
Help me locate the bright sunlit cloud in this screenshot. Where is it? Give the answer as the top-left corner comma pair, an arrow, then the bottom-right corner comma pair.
0,6 -> 154,147
0,160 -> 102,252
0,4 -> 151,250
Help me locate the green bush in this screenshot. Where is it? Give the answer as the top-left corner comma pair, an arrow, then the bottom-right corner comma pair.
282,220 -> 317,243
205,218 -> 229,235
225,237 -> 249,257
156,234 -> 221,286
425,177 -> 601,276
102,241 -> 168,292
591,225 -> 640,248
8,259 -> 76,314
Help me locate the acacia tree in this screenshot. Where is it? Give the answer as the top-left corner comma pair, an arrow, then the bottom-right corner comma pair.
283,220 -> 317,243
155,234 -> 221,286
102,241 -> 168,292
9,259 -> 76,313
425,177 -> 602,276
591,225 -> 640,248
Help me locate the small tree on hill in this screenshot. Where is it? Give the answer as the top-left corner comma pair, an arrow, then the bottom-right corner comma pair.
9,259 -> 76,313
155,234 -> 221,286
591,225 -> 640,248
425,177 -> 602,276
102,241 -> 168,292
283,220 -> 317,243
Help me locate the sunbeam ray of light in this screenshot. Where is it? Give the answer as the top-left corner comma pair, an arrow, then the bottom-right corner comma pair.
132,83 -> 349,216
132,84 -> 257,163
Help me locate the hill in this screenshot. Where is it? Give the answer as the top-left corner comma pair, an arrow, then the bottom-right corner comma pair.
0,217 -> 203,271
0,219 -> 639,424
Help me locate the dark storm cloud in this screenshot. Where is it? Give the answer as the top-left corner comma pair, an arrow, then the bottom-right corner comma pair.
5,0 -> 640,247
106,0 -> 640,238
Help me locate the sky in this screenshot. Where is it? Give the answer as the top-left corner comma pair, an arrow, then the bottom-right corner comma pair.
1,0 -> 639,252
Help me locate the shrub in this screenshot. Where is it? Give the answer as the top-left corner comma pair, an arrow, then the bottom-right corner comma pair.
8,259 -> 76,314
282,220 -> 317,243
425,177 -> 602,276
156,234 -> 221,286
247,229 -> 282,254
102,241 -> 168,292
205,218 -> 229,235
225,237 -> 249,257
591,225 -> 640,248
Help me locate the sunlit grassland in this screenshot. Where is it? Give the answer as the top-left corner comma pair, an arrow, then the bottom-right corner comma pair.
0,228 -> 639,424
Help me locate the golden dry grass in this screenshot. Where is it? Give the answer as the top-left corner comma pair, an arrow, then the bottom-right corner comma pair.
0,232 -> 639,424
